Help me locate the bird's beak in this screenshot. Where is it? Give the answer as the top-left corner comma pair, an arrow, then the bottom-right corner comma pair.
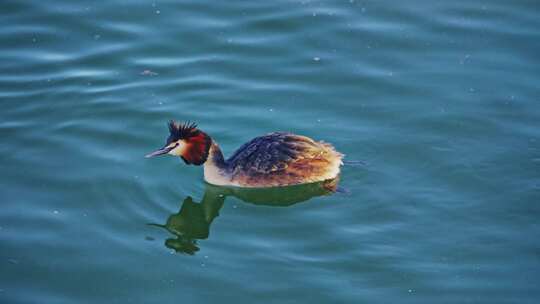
145,146 -> 173,158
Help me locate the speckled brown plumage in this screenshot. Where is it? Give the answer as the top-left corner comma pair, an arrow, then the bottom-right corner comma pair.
223,132 -> 343,187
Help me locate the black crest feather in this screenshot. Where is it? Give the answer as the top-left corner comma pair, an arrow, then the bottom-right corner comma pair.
167,120 -> 199,143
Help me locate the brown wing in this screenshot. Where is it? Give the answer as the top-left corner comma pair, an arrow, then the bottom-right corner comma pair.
226,132 -> 325,176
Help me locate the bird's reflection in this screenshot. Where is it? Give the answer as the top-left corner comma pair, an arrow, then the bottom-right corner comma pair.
149,178 -> 339,255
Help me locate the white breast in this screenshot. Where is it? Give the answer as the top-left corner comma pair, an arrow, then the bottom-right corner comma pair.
203,161 -> 237,186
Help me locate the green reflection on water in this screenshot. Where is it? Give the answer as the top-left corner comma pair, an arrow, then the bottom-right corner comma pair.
150,179 -> 339,255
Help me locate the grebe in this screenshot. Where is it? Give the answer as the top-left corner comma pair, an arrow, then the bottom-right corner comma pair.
146,120 -> 343,188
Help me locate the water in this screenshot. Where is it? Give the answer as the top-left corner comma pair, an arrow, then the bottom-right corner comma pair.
1,0 -> 539,303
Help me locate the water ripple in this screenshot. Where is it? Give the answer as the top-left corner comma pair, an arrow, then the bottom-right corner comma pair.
1,0 -> 539,303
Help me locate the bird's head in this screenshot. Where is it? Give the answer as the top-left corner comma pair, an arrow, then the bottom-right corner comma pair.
146,120 -> 211,165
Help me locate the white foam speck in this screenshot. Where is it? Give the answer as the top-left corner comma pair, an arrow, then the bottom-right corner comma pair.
141,70 -> 158,76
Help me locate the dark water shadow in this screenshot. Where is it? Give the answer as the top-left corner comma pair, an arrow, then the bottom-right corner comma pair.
149,178 -> 339,255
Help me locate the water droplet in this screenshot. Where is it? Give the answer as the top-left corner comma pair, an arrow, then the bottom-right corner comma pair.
313,57 -> 320,62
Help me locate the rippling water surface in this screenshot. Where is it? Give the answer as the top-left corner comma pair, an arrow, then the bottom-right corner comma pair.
1,1 -> 539,303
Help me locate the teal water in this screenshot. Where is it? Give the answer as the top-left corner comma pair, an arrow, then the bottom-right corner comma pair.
1,1 -> 539,303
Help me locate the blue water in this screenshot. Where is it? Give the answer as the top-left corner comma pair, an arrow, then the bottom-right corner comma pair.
1,1 -> 539,303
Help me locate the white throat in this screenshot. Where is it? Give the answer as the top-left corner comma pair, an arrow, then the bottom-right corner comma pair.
203,144 -> 235,186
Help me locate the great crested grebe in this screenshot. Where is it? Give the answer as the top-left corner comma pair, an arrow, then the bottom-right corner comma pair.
146,120 -> 343,188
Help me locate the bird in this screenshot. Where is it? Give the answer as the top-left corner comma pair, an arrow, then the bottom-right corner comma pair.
146,120 -> 343,188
